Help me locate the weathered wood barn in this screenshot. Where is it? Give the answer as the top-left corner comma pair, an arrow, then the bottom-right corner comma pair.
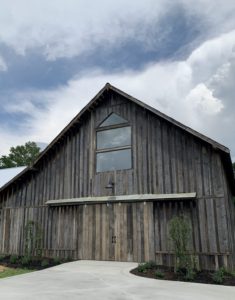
0,83 -> 235,270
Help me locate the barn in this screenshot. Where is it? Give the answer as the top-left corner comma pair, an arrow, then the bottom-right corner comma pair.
0,83 -> 235,270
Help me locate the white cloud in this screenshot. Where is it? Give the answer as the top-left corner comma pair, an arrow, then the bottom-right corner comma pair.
188,30 -> 235,83
4,99 -> 38,115
0,0 -> 235,60
0,16 -> 235,156
0,0 -> 169,60
186,83 -> 224,115
0,55 -> 7,71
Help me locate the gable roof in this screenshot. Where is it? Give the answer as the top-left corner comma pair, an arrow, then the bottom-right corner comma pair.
1,83 -> 234,194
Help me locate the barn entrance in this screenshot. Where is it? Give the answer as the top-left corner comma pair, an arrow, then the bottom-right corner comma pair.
77,202 -> 155,262
48,197 -> 196,263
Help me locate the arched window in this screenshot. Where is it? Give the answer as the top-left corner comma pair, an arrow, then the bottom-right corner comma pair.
96,113 -> 132,172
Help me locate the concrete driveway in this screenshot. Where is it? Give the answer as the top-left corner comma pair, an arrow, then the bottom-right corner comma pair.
0,260 -> 234,300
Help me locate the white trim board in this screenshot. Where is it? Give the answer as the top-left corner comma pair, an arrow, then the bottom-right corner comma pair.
46,193 -> 196,206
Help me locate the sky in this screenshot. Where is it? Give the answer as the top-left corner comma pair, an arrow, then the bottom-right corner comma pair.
0,0 -> 235,160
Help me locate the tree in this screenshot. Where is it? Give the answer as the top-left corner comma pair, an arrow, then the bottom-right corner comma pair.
169,215 -> 196,281
0,141 -> 40,169
233,162 -> 235,174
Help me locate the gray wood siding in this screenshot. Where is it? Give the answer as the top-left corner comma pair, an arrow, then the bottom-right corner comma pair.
0,93 -> 230,202
0,91 -> 234,270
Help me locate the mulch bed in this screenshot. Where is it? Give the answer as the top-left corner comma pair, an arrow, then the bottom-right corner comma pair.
130,265 -> 235,286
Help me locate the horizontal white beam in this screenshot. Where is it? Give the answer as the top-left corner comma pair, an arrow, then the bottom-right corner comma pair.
46,192 -> 196,206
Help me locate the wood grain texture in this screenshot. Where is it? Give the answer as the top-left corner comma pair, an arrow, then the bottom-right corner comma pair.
0,90 -> 234,270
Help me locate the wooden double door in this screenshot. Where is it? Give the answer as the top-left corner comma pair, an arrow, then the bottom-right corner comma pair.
45,200 -> 194,262
76,202 -> 155,262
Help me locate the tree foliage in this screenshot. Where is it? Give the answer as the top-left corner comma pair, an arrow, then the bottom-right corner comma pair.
0,141 -> 40,169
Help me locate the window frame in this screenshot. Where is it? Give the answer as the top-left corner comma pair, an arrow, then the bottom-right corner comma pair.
95,119 -> 133,173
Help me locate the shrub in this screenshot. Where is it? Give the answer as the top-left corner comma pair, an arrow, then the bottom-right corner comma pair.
155,270 -> 164,279
35,248 -> 43,257
137,263 -> 148,273
21,256 -> 32,267
137,261 -> 156,273
230,270 -> 235,277
219,267 -> 235,277
10,255 -> 19,264
53,257 -> 61,265
41,259 -> 49,268
169,216 -> 191,272
212,268 -> 225,284
144,261 -> 156,269
0,254 -> 7,262
24,220 -> 43,258
168,215 -> 197,281
184,266 -> 196,281
64,256 -> 73,262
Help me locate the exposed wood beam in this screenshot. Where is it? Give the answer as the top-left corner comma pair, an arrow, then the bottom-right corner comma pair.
46,192 -> 197,206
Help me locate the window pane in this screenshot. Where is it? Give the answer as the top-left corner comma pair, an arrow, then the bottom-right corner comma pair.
99,113 -> 128,127
97,127 -> 131,149
96,149 -> 132,172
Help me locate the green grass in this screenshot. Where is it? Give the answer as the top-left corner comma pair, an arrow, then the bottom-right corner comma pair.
0,268 -> 34,279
